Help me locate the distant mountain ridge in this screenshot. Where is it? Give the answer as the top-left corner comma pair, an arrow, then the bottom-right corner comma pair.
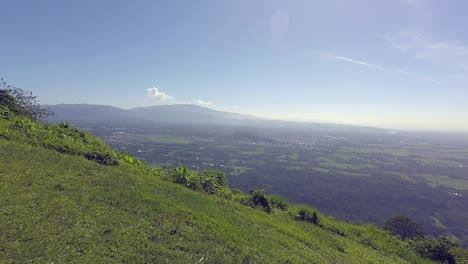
46,103 -> 385,133
46,104 -> 259,125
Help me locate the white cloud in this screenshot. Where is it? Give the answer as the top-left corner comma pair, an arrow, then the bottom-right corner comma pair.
194,99 -> 215,108
317,51 -> 427,80
147,87 -> 174,101
146,87 -> 217,108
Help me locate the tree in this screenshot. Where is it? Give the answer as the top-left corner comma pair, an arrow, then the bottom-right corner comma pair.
0,78 -> 53,121
383,215 -> 424,240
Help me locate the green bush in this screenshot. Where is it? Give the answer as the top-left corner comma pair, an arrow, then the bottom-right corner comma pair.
84,152 -> 119,166
411,238 -> 456,263
297,207 -> 320,225
3,116 -> 131,167
167,166 -> 230,195
269,195 -> 289,211
247,189 -> 272,213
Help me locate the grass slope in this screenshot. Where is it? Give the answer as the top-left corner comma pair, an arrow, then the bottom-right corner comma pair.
0,117 -> 434,263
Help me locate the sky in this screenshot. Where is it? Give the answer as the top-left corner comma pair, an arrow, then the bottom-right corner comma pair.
1,0 -> 468,131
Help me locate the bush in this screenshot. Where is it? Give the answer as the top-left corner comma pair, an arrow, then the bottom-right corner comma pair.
248,190 -> 272,213
232,188 -> 243,195
84,152 -> 119,166
269,195 -> 289,211
167,166 -> 229,195
411,238 -> 456,263
297,207 -> 319,225
198,170 -> 228,194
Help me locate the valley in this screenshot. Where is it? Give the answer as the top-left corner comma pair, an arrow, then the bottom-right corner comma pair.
74,120 -> 468,247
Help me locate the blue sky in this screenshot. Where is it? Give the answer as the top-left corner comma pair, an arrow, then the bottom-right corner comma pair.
1,0 -> 467,131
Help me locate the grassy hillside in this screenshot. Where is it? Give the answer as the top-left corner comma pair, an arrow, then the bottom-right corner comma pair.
0,115 -> 459,263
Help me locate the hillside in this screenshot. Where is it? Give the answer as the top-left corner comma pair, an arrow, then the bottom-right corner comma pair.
0,115 -> 466,263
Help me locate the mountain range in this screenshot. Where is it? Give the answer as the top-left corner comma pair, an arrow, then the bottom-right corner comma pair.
46,104 -> 258,125
46,104 -> 384,133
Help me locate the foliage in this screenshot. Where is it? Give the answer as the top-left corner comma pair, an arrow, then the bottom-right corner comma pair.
167,165 -> 230,195
197,170 -> 229,194
247,189 -> 272,213
384,215 -> 424,240
269,195 -> 289,211
0,78 -> 53,121
411,238 -> 457,264
297,207 -> 320,225
0,115 -> 147,167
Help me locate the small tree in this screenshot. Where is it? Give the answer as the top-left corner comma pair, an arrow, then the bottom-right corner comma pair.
384,215 -> 424,240
0,78 -> 53,121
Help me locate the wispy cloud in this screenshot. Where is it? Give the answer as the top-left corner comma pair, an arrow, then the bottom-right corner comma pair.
385,30 -> 468,74
317,51 -> 428,80
147,87 -> 174,101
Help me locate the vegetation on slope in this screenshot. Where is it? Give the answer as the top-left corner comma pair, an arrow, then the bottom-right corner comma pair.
0,121 -> 431,263
1,86 -> 467,263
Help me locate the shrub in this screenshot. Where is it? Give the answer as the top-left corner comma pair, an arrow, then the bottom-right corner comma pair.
167,166 -> 230,195
411,238 -> 456,264
297,207 -> 319,225
269,195 -> 289,211
198,170 -> 229,194
248,190 -> 272,213
84,152 -> 119,166
232,188 -> 243,195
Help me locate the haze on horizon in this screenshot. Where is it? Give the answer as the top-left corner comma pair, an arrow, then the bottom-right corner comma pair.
1,0 -> 467,131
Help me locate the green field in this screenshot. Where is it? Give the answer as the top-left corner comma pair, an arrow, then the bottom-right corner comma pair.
142,134 -> 193,144
317,157 -> 374,170
417,174 -> 468,190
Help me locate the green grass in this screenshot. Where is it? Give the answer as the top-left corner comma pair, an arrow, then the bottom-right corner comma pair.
0,140 -> 433,263
0,117 -> 438,263
142,134 -> 192,144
